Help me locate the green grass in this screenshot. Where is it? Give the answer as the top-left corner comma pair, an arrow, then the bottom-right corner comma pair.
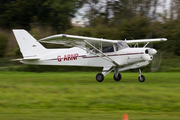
0,72 -> 180,120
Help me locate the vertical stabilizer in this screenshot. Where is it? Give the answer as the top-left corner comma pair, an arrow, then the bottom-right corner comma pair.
13,29 -> 46,59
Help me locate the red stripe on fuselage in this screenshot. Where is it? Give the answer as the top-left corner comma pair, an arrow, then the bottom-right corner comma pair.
79,52 -> 144,58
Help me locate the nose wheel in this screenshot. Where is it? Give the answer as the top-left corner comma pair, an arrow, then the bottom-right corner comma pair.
138,69 -> 145,82
138,75 -> 145,82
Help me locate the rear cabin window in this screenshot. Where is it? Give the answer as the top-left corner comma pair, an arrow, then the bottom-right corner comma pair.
87,45 -> 114,54
102,46 -> 114,53
87,48 -> 99,54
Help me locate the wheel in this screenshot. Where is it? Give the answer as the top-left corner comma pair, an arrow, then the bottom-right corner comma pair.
113,73 -> 122,81
138,75 -> 145,82
96,73 -> 104,82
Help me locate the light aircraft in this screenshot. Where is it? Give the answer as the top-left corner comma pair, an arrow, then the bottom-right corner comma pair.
12,29 -> 167,82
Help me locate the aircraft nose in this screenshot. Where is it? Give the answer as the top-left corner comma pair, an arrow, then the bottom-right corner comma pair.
149,48 -> 157,55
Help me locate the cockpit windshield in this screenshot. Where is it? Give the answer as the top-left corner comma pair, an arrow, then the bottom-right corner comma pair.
117,41 -> 129,50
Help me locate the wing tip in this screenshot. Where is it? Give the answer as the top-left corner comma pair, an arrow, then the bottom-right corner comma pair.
161,38 -> 167,41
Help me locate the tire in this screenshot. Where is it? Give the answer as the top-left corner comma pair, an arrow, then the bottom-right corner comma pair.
113,73 -> 122,81
96,73 -> 104,82
138,75 -> 145,82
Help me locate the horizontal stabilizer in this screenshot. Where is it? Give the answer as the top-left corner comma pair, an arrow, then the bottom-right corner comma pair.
11,58 -> 23,61
11,57 -> 39,61
23,57 -> 40,60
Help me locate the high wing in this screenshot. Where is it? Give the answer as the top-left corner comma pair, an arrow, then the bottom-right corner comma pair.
39,34 -> 167,46
39,34 -> 119,47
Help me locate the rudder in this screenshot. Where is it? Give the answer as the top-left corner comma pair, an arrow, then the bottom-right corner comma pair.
13,29 -> 46,59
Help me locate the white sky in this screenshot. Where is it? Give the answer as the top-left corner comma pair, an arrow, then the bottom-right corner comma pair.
72,0 -> 171,26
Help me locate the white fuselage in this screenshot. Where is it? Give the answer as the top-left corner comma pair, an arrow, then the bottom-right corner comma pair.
21,47 -> 152,71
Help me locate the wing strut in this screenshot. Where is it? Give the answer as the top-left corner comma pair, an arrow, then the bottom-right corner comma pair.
73,43 -> 118,66
102,66 -> 115,76
84,40 -> 120,66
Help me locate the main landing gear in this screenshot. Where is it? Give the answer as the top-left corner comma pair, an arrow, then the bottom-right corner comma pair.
113,73 -> 122,81
96,73 -> 122,82
95,69 -> 145,82
96,73 -> 104,82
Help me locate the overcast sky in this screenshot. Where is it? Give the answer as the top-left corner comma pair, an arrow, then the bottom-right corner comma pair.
72,0 -> 171,26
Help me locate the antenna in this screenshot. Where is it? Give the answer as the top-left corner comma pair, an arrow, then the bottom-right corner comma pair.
126,33 -> 138,47
145,32 -> 152,39
126,33 -> 134,40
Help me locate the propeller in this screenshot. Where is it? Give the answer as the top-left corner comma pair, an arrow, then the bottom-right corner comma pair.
145,33 -> 162,72
151,52 -> 162,72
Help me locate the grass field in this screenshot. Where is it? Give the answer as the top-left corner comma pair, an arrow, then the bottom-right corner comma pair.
0,72 -> 180,120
